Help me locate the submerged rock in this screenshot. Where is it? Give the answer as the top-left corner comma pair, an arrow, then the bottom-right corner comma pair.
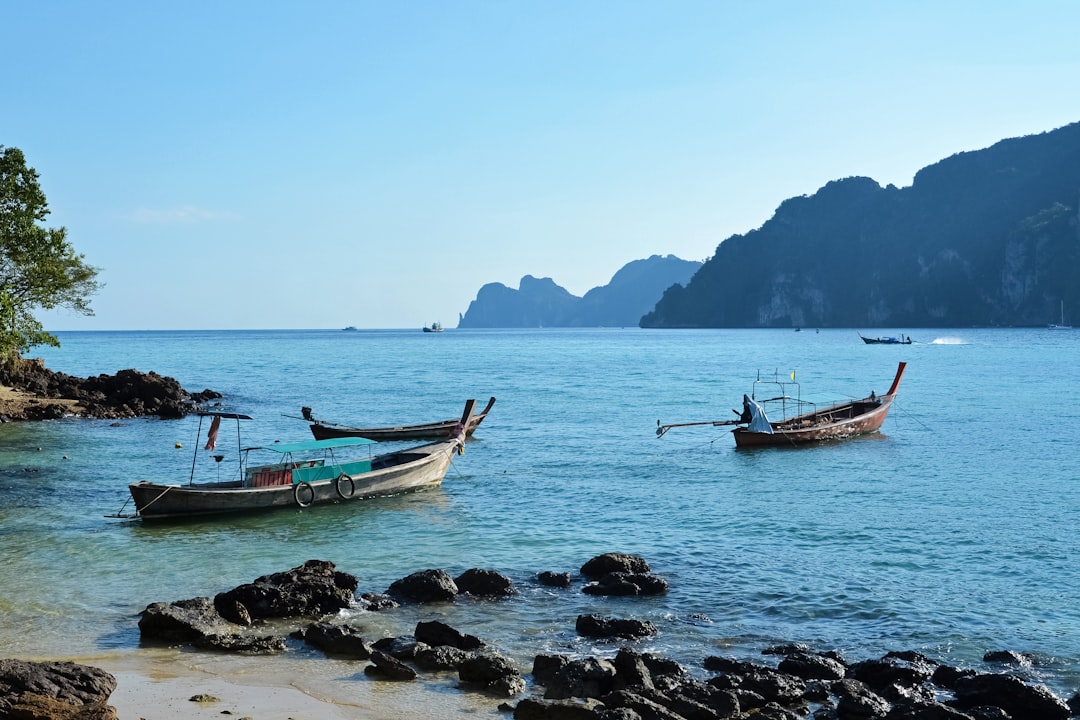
582,571 -> 668,596
302,622 -> 372,659
365,650 -> 418,681
537,571 -> 572,588
575,614 -> 658,640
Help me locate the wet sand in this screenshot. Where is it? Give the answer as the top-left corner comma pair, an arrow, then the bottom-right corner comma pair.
78,648 -> 502,720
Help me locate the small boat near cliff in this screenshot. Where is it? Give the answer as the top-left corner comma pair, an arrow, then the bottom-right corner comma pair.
113,400 -> 476,520
657,363 -> 906,448
423,322 -> 444,333
301,397 -> 496,442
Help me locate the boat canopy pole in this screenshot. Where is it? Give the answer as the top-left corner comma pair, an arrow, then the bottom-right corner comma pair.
188,414 -> 205,485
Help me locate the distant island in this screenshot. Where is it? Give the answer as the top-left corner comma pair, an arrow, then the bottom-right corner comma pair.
458,255 -> 700,328
642,121 -> 1080,328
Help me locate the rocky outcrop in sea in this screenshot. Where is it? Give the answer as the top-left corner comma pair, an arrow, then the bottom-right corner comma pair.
0,357 -> 220,421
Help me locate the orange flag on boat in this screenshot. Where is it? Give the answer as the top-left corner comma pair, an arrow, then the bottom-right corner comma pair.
204,415 -> 221,451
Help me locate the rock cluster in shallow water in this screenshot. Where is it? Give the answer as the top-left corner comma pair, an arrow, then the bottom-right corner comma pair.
130,554 -> 1080,719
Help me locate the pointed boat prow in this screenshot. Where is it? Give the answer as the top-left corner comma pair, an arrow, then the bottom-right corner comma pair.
453,399 -> 478,452
885,361 -> 907,397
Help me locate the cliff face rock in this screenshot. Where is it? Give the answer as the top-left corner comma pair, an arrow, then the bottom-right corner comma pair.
459,255 -> 700,328
642,122 -> 1080,328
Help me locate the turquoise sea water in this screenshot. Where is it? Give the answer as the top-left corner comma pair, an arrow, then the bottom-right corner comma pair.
1,328 -> 1078,700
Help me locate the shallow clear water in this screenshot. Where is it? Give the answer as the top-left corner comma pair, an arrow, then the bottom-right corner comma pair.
2,328 -> 1078,698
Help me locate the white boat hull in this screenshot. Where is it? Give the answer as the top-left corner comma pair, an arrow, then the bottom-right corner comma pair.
129,440 -> 458,520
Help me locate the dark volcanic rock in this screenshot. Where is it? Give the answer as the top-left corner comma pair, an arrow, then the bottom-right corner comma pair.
0,357 -> 221,421
194,633 -> 285,654
703,655 -> 770,675
953,672 -> 1070,719
386,569 -> 459,603
214,559 -> 358,620
532,654 -> 573,687
458,652 -> 526,697
576,614 -> 658,640
0,659 -> 118,719
544,657 -> 617,700
832,678 -> 892,718
537,571 -> 572,588
414,620 -> 484,650
849,655 -> 934,690
357,592 -> 399,611
454,568 -> 515,597
513,697 -> 604,719
371,635 -> 420,660
414,644 -> 473,671
579,553 -> 651,579
982,649 -> 1033,666
777,651 -> 847,680
582,571 -> 668,597
602,689 -> 685,720
138,596 -> 239,642
302,622 -> 372,659
365,650 -> 418,681
930,663 -> 976,689
138,596 -> 282,654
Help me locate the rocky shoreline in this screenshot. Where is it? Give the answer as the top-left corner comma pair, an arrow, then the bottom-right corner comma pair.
8,555 -> 1076,720
0,357 -> 220,421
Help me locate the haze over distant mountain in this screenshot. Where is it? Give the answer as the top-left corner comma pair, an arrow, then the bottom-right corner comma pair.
642,121 -> 1080,328
458,255 -> 700,328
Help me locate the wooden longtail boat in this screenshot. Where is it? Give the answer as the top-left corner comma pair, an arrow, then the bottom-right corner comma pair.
302,396 -> 495,441
859,332 -> 912,344
115,400 -> 476,520
657,363 -> 906,448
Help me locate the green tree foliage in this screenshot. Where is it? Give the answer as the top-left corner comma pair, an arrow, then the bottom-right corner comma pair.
0,146 -> 101,361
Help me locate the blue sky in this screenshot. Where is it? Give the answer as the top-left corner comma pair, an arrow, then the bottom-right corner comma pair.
8,1 -> 1080,330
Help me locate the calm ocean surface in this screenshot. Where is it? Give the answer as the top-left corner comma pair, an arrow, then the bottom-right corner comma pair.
1,328 -> 1078,702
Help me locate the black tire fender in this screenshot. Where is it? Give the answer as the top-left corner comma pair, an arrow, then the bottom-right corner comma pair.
335,473 -> 355,499
293,481 -> 316,508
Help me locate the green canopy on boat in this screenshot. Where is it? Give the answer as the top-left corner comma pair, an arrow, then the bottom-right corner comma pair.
247,436 -> 377,454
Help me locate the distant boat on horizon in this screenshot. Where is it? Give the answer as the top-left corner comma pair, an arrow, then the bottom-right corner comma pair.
1049,301 -> 1071,329
423,322 -> 444,333
342,326 -> 358,332
859,332 -> 913,345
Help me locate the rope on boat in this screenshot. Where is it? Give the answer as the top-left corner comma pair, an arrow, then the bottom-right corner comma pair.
136,485 -> 175,514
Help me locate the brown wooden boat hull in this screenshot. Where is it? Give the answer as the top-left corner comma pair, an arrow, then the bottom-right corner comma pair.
309,397 -> 495,441
732,363 -> 906,448
732,396 -> 895,447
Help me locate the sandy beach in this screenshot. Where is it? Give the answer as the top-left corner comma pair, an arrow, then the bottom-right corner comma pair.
0,382 -> 81,419
73,648 -> 501,720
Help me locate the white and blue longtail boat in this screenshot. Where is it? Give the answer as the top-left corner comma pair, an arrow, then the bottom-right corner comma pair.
114,399 -> 476,520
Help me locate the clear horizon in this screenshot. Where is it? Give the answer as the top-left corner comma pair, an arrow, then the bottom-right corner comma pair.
10,2 -> 1080,330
